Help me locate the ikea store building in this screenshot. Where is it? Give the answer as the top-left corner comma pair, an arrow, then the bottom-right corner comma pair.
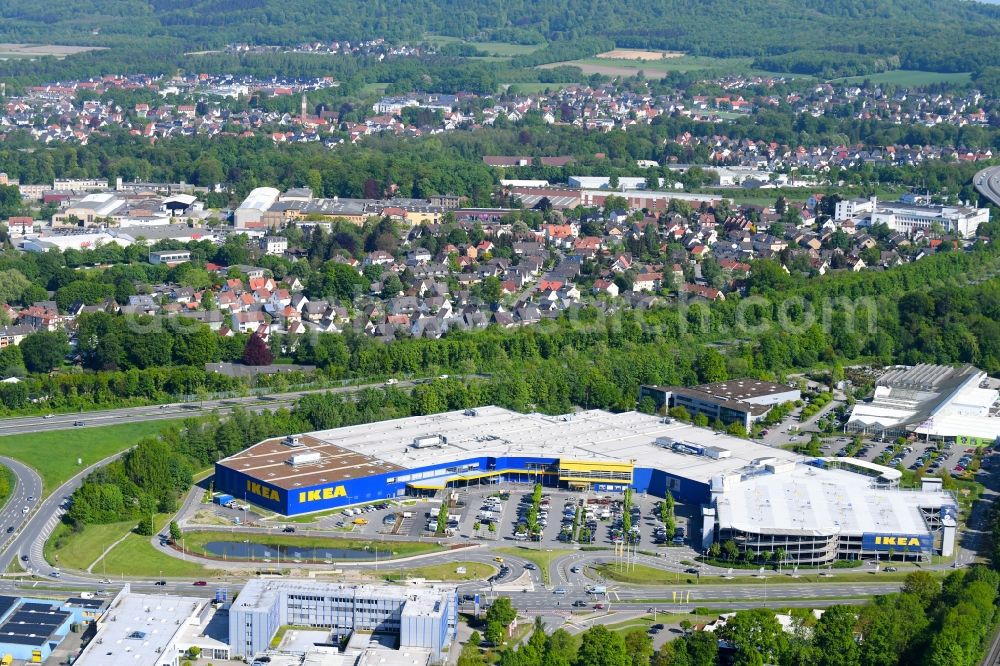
215,406 -> 958,564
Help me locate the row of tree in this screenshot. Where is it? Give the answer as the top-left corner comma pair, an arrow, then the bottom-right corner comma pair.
477,568 -> 996,666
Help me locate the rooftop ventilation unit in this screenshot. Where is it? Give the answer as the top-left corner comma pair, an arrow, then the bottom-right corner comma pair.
289,451 -> 321,466
411,435 -> 447,449
283,435 -> 303,447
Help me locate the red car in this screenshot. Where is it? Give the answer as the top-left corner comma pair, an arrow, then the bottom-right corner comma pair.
193,581 -> 208,586
593,603 -> 605,610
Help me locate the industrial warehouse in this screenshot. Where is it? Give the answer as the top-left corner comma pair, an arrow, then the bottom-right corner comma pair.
215,406 -> 959,564
848,363 -> 1000,444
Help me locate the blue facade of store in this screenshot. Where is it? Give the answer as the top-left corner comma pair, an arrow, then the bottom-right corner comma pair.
216,454 -> 713,516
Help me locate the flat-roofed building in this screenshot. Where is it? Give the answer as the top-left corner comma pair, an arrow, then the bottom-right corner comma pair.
640,380 -> 801,431
229,579 -> 456,663
73,586 -> 230,666
848,363 -> 1000,445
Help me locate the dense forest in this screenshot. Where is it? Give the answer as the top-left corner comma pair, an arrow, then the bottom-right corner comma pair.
0,0 -> 997,82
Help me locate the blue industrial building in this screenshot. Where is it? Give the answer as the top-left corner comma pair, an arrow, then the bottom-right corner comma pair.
214,407 -> 959,565
214,407 -> 725,517
0,597 -> 73,663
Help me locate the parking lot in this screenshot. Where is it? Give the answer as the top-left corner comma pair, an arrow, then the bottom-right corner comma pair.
816,434 -> 985,477
440,485 -> 702,554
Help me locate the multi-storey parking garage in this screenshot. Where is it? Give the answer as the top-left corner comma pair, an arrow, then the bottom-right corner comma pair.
215,406 -> 958,563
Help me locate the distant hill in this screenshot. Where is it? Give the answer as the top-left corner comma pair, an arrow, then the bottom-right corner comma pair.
0,0 -> 997,74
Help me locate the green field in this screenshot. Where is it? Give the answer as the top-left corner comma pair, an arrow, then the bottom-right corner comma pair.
540,55 -> 757,79
424,35 -> 543,57
831,70 -> 972,87
381,561 -> 496,582
46,519 -> 136,571
0,465 -> 14,513
494,546 -> 573,585
0,420 -> 184,496
102,517 -> 218,578
473,41 -> 544,57
360,82 -> 389,96
602,613 -> 713,635
47,514 -> 216,578
180,530 -> 444,561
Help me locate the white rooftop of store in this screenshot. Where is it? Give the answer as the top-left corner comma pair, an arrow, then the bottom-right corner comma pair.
302,406 -> 805,484
715,463 -> 954,537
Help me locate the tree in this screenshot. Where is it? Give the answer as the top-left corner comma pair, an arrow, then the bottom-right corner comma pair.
0,269 -> 32,305
808,605 -> 859,666
436,504 -> 448,534
480,276 -> 503,304
242,333 -> 273,366
695,348 -> 727,383
20,330 -> 70,372
136,514 -> 154,536
573,625 -> 629,666
901,570 -> 939,608
485,596 -> 517,645
681,630 -> 718,666
169,521 -> 182,543
623,629 -> 653,666
718,608 -> 787,666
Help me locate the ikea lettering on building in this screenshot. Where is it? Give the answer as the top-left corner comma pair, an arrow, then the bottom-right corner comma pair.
861,533 -> 933,551
213,407 -> 957,566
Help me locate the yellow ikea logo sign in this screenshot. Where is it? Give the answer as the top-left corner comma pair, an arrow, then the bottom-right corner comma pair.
246,480 -> 280,502
298,485 -> 347,504
874,536 -> 922,547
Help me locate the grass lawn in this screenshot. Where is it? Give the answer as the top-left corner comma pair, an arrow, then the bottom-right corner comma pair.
603,613 -> 713,635
0,420 -> 184,496
474,41 -> 543,57
180,531 -> 443,560
101,516 -> 218,578
494,547 -> 573,585
831,70 -> 971,87
595,562 -> 934,586
380,561 -> 495,582
0,464 -> 14,512
359,82 -> 389,96
45,519 -> 137,572
540,55 -> 756,78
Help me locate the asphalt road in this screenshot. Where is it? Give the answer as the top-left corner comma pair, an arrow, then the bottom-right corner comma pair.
974,165 -> 1000,207
0,377 -> 451,436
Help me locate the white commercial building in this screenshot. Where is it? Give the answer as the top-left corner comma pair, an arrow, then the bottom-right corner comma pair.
836,196 -> 989,237
73,586 -> 230,666
235,187 -> 281,228
229,579 -> 456,663
870,201 -> 988,238
848,364 -> 1000,444
21,232 -> 131,252
713,459 -> 956,564
834,196 -> 878,221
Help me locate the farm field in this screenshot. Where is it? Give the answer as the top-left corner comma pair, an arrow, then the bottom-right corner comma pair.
832,69 -> 972,87
596,49 -> 685,61
539,55 -> 756,78
0,43 -> 106,58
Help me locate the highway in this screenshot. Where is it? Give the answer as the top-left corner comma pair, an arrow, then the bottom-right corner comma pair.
974,165 -> 1000,207
0,376 -> 458,436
